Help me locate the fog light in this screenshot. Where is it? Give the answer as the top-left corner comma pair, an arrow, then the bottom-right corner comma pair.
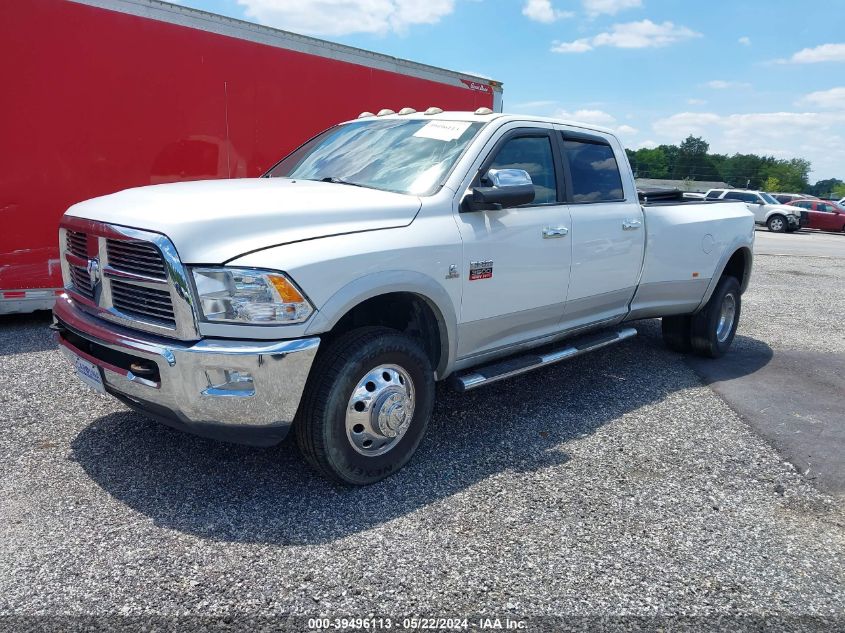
202,369 -> 255,397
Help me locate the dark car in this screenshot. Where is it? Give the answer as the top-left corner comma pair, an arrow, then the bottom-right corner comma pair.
787,199 -> 845,232
771,192 -> 816,205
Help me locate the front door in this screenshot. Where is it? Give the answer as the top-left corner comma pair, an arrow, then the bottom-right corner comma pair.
555,127 -> 645,330
455,127 -> 572,359
815,201 -> 845,231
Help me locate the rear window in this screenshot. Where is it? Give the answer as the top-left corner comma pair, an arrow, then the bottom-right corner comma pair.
706,190 -> 724,199
562,138 -> 625,203
723,191 -> 757,203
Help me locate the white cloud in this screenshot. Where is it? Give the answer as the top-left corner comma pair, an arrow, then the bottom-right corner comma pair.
551,20 -> 701,53
553,108 -> 637,136
522,0 -> 573,23
798,87 -> 845,109
652,110 -> 845,180
582,0 -> 642,17
705,80 -> 751,89
510,100 -> 559,111
738,36 -> 751,46
636,140 -> 658,149
236,0 -> 455,36
687,98 -> 706,105
551,38 -> 594,53
783,43 -> 845,64
554,108 -> 617,126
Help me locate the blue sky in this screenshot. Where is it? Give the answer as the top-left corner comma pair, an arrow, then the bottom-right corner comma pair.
175,0 -> 845,181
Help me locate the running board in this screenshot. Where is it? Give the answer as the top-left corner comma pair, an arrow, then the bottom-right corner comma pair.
449,327 -> 637,392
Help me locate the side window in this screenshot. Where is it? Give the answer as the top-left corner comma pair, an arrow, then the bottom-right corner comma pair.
487,135 -> 557,205
706,190 -> 724,200
562,137 -> 625,203
797,201 -> 812,209
820,203 -> 835,212
722,191 -> 744,201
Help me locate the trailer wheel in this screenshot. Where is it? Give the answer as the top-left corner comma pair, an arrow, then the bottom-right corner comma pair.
767,215 -> 787,232
661,315 -> 692,353
690,276 -> 741,359
295,326 -> 434,485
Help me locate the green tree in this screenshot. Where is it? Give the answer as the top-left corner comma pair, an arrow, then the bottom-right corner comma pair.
761,158 -> 810,192
809,178 -> 844,197
630,147 -> 669,179
762,176 -> 781,192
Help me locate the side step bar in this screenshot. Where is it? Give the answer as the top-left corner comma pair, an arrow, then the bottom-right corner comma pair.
449,327 -> 637,392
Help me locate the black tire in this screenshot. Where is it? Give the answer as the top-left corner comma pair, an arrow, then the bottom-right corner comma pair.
767,215 -> 787,233
295,326 -> 434,485
690,276 -> 741,358
661,315 -> 692,353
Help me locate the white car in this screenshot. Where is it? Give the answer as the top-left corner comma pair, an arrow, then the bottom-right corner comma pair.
704,189 -> 801,232
54,110 -> 755,484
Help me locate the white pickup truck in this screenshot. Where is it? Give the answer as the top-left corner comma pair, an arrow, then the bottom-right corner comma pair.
54,110 -> 754,484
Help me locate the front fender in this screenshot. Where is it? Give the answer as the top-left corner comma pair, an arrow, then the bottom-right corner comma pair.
304,270 -> 458,379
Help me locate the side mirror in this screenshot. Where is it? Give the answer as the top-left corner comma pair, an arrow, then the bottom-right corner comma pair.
464,168 -> 535,212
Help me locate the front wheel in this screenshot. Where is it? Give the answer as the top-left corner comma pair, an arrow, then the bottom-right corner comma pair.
767,215 -> 787,232
690,276 -> 741,358
295,326 -> 434,485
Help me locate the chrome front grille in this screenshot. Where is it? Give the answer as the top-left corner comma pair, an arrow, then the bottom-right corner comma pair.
106,239 -> 167,280
68,264 -> 95,300
59,219 -> 197,340
111,279 -> 175,326
66,230 -> 88,258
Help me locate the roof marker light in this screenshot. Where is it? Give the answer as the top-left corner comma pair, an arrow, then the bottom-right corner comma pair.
474,107 -> 493,115
424,107 -> 443,115
398,107 -> 417,115
376,108 -> 396,116
357,111 -> 374,118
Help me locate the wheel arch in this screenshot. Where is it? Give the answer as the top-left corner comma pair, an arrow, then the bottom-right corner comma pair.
695,244 -> 752,312
304,271 -> 458,380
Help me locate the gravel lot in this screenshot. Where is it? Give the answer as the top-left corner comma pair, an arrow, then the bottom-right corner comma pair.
1,251 -> 843,629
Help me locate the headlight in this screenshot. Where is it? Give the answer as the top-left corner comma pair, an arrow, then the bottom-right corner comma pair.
191,268 -> 313,324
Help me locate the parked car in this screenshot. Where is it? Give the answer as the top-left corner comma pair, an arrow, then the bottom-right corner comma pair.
771,192 -> 816,205
704,189 -> 801,232
787,199 -> 845,232
53,111 -> 754,484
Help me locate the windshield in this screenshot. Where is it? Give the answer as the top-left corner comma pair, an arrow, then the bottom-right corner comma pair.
265,119 -> 485,196
760,192 -> 779,204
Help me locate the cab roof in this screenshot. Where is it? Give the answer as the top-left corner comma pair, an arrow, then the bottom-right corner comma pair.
343,110 -> 617,136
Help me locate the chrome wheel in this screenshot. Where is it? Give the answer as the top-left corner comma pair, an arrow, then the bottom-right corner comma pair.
769,217 -> 784,232
345,364 -> 415,456
716,293 -> 736,343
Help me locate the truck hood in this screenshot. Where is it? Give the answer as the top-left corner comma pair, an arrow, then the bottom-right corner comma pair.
766,203 -> 801,215
65,178 -> 422,263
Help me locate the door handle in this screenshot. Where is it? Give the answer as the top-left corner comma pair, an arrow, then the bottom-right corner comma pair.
542,226 -> 569,239
622,219 -> 642,230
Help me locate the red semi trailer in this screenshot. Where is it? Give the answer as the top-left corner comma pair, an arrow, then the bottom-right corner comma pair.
0,0 -> 502,314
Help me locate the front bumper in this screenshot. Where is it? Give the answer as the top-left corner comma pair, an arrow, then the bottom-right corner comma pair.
53,293 -> 320,446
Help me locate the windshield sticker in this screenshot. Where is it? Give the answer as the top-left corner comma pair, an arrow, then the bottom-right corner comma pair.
413,121 -> 473,142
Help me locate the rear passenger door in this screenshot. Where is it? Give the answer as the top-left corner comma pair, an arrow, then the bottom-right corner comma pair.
555,127 -> 645,330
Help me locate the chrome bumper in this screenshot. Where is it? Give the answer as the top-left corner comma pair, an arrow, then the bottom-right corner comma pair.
53,293 -> 319,446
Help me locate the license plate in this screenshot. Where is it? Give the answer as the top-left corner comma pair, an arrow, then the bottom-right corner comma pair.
72,354 -> 106,394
